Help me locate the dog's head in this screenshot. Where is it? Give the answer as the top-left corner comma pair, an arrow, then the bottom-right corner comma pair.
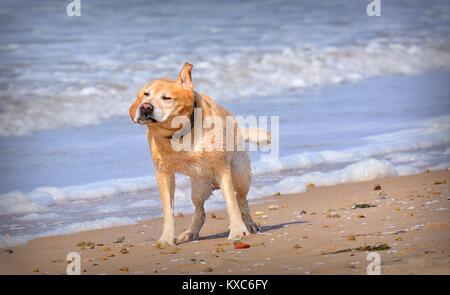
129,62 -> 196,126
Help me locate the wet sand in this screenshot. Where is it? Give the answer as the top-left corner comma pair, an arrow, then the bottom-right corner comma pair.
1,170 -> 449,275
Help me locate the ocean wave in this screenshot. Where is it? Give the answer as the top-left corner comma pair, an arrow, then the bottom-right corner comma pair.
1,116 -> 448,219
0,217 -> 137,248
1,39 -> 449,136
251,157 -> 435,199
253,115 -> 450,175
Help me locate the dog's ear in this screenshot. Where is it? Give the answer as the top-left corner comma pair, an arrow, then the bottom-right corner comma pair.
177,62 -> 194,89
129,97 -> 139,123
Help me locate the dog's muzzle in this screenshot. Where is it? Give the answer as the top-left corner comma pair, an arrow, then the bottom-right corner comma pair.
137,103 -> 157,123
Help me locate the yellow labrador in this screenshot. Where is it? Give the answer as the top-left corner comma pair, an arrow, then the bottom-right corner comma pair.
129,63 -> 269,247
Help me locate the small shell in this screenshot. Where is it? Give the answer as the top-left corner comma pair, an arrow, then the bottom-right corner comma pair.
120,247 -> 130,254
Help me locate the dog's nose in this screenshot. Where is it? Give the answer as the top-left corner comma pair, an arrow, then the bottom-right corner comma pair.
140,103 -> 153,115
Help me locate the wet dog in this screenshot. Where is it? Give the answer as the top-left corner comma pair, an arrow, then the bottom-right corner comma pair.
129,63 -> 269,246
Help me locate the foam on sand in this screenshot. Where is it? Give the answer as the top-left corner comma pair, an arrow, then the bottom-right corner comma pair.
0,176 -> 158,216
253,115 -> 450,175
251,158 -> 420,198
0,217 -> 136,248
1,116 -> 449,219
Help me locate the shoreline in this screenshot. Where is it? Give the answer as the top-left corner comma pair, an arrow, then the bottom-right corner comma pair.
1,170 -> 449,275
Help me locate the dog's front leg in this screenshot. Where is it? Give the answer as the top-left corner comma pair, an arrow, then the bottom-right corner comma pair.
155,171 -> 176,247
217,169 -> 250,240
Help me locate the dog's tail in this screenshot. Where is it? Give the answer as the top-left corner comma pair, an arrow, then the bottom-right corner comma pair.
240,128 -> 271,146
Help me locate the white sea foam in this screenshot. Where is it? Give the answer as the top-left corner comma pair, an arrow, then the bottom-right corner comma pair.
1,116 -> 448,221
13,212 -> 61,221
0,176 -> 157,216
128,199 -> 160,208
0,217 -> 136,248
0,40 -> 449,136
252,158 -> 422,198
254,115 -> 450,175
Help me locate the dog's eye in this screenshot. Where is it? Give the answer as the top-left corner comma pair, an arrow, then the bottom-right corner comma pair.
162,96 -> 172,101
143,91 -> 150,96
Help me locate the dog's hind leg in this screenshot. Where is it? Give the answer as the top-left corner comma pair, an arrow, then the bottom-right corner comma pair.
217,168 -> 250,240
176,179 -> 211,243
233,155 -> 261,234
236,182 -> 261,234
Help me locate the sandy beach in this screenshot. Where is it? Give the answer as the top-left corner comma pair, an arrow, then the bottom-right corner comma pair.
1,169 -> 449,275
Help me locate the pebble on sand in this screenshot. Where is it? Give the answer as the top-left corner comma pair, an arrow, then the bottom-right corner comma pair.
352,203 -> 376,209
234,242 -> 251,249
161,248 -> 181,255
120,247 -> 130,254
119,267 -> 129,272
434,180 -> 447,185
76,241 -> 95,250
113,236 -> 126,244
306,183 -> 316,191
252,241 -> 266,247
268,205 -> 279,210
326,212 -> 341,218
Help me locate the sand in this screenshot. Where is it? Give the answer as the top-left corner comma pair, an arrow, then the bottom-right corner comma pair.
1,170 -> 449,275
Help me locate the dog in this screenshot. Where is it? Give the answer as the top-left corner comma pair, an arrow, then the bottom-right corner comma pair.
129,63 -> 270,247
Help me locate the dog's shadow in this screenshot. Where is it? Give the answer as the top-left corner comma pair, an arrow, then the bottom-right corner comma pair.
180,220 -> 308,244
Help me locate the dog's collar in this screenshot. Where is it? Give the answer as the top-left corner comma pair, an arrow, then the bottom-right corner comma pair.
165,100 -> 197,140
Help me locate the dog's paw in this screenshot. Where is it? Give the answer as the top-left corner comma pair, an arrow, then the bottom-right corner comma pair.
154,237 -> 175,249
228,223 -> 250,240
246,222 -> 262,234
176,230 -> 199,243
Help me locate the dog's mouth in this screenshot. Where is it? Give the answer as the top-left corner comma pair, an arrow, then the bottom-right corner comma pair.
137,116 -> 158,124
